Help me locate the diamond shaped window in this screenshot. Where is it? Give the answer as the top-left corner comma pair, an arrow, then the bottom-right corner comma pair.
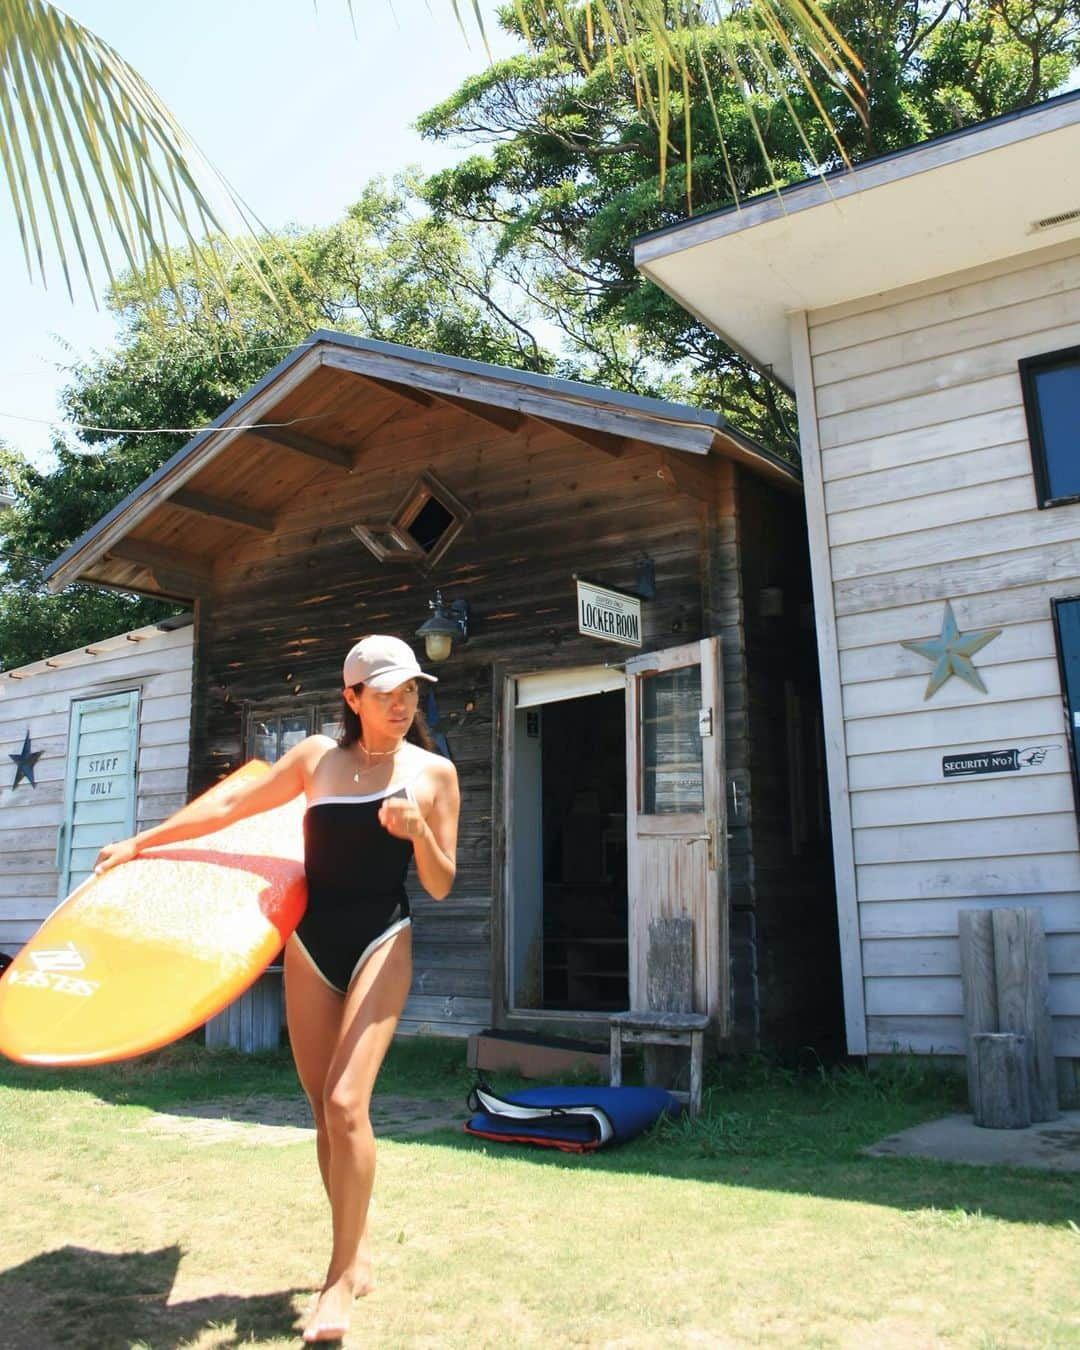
351,471 -> 470,569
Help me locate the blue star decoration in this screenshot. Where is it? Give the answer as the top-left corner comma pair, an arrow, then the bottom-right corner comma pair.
9,729 -> 44,789
901,601 -> 1002,700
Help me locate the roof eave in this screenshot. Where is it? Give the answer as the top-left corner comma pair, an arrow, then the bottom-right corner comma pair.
633,87 -> 1080,266
44,343 -> 326,593
46,331 -> 794,593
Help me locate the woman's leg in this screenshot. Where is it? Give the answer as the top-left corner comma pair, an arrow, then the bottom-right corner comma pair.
284,940 -> 379,1300
302,925 -> 412,1343
283,938 -> 342,1197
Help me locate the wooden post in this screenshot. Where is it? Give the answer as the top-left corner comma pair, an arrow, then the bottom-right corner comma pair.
993,908 -> 1059,1122
646,917 -> 694,1012
689,1029 -> 704,1119
958,909 -> 997,1112
644,917 -> 692,1089
609,1023 -> 623,1088
971,1033 -> 1031,1129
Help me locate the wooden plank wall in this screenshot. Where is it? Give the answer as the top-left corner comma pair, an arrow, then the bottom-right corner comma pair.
734,468 -> 842,1051
0,622 -> 193,954
806,236 -> 1080,1058
193,414 -> 736,1038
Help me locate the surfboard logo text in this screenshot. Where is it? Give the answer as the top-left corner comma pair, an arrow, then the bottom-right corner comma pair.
30,942 -> 87,973
9,942 -> 100,995
8,969 -> 99,997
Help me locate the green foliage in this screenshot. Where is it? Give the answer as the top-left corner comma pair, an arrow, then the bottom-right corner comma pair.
5,4 -> 1077,668
419,0 -> 1080,449
0,446 -> 174,672
0,178 -> 553,670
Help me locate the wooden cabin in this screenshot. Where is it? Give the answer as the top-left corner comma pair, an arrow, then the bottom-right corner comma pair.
45,334 -> 841,1049
0,616 -> 193,958
635,90 -> 1080,1090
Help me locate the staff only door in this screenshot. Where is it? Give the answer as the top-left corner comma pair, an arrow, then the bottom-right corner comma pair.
57,690 -> 139,898
504,637 -> 726,1030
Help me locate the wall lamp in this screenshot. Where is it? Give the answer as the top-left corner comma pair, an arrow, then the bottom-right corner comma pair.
416,589 -> 470,663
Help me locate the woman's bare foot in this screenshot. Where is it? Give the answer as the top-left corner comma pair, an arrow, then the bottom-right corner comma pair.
303,1271 -> 354,1343
353,1248 -> 375,1298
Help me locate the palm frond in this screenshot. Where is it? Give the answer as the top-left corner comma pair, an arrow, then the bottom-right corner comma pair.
0,0 -> 289,310
494,0 -> 866,208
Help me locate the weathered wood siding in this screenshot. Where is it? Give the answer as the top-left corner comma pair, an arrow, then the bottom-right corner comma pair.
803,236 -> 1080,1058
192,406 -> 810,1039
734,468 -> 842,1050
0,620 -> 193,954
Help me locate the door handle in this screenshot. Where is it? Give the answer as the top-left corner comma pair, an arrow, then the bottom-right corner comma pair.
55,821 -> 67,872
680,831 -> 717,869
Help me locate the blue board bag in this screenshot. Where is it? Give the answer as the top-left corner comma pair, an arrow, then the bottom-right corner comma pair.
464,1082 -> 681,1152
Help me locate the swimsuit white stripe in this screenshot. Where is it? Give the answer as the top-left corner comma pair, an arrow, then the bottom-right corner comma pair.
346,916 -> 412,989
288,931 -> 342,993
289,917 -> 412,995
306,776 -> 419,808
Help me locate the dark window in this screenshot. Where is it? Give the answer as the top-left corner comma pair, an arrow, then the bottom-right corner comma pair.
1052,597 -> 1080,812
1019,346 -> 1080,507
350,471 -> 470,569
245,705 -> 341,762
405,494 -> 455,554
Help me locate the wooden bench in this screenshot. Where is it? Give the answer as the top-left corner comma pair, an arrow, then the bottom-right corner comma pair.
609,917 -> 709,1117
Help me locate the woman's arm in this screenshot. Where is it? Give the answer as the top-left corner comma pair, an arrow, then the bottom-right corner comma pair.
93,736 -> 327,873
378,756 -> 460,901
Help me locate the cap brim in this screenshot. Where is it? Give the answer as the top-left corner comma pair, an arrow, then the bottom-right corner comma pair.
364,668 -> 438,692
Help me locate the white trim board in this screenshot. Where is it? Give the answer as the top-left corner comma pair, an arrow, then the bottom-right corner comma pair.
788,311 -> 867,1054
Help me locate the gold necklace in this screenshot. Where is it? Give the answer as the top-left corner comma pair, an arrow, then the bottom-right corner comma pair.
352,740 -> 401,783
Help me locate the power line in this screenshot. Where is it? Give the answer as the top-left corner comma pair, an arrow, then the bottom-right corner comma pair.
0,411 -> 327,438
0,338 -> 322,438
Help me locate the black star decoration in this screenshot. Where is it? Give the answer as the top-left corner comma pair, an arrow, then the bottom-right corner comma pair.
9,729 -> 43,789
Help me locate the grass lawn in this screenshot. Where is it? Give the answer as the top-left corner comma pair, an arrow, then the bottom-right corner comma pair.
1,1039 -> 1077,1349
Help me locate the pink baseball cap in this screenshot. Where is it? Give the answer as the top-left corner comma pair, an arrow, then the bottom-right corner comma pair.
342,635 -> 437,692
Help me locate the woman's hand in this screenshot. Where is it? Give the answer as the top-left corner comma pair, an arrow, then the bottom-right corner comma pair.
94,837 -> 140,875
380,758 -> 459,900
377,796 -> 428,842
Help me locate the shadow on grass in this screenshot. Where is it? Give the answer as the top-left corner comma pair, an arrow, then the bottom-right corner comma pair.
4,1040 -> 1076,1235
0,1034 -> 473,1112
0,1244 -> 304,1350
410,1063 -> 1080,1233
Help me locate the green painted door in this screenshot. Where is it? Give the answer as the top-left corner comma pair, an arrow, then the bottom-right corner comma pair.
58,690 -> 139,898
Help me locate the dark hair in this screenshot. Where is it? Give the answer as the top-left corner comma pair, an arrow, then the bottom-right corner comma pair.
339,682 -> 435,753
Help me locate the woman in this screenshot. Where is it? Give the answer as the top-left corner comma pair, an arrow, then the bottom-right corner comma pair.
94,634 -> 460,1343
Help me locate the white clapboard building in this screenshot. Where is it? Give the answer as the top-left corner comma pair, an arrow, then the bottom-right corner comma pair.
0,616 -> 193,958
635,90 -> 1080,1082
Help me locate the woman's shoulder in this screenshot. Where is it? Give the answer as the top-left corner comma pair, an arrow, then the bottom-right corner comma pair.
406,742 -> 457,782
286,733 -> 339,770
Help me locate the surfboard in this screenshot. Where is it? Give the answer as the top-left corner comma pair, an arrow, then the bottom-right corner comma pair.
0,760 -> 307,1066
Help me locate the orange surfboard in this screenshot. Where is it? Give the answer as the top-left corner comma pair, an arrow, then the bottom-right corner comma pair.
0,761 -> 307,1066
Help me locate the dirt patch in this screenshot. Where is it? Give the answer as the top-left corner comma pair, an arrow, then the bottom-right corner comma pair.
140,1092 -> 465,1145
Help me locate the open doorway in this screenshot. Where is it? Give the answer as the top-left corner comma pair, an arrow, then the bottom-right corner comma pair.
509,684 -> 628,1014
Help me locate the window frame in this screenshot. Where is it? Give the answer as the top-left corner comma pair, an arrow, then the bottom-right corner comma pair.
350,470 -> 471,570
1019,343 -> 1080,509
1051,596 -> 1080,819
244,702 -> 343,763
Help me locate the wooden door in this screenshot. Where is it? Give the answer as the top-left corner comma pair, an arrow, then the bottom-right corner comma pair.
58,690 -> 139,898
625,639 -> 727,1029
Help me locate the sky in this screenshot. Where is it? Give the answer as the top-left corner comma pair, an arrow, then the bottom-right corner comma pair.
0,0 -> 517,467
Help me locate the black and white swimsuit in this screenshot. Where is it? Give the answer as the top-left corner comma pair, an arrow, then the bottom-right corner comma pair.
290,780 -> 416,994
